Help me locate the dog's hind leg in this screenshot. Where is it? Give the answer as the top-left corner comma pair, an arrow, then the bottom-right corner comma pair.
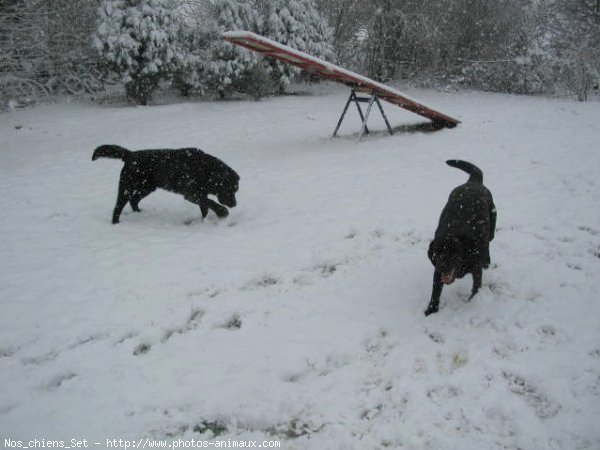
469,267 -> 483,300
112,185 -> 128,224
129,198 -> 142,213
129,188 -> 154,212
483,248 -> 491,269
425,271 -> 443,316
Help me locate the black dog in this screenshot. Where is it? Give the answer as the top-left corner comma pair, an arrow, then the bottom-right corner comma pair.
92,145 -> 239,224
425,160 -> 496,316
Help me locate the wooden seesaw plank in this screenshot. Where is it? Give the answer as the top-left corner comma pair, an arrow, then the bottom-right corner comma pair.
222,31 -> 461,129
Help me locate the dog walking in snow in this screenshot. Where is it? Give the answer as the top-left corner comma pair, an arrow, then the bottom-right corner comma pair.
92,144 -> 240,224
425,160 -> 497,316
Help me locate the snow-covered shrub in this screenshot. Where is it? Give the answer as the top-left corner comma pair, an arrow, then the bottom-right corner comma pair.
264,0 -> 334,92
93,0 -> 182,105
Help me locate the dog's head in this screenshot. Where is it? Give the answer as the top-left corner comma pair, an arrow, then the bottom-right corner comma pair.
208,161 -> 240,208
428,236 -> 466,285
216,174 -> 239,208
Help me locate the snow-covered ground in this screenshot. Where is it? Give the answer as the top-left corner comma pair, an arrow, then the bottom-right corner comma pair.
1,85 -> 599,449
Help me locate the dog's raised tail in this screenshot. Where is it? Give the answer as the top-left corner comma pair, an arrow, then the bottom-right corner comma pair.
446,159 -> 483,183
92,144 -> 131,161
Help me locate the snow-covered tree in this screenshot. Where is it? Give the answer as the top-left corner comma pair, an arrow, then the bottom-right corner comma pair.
172,22 -> 216,96
542,0 -> 600,100
202,0 -> 264,97
362,0 -> 410,82
94,0 -> 182,105
264,0 -> 335,92
315,0 -> 366,69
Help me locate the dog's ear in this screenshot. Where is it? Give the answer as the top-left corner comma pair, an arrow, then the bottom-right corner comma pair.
427,241 -> 436,263
205,170 -> 225,190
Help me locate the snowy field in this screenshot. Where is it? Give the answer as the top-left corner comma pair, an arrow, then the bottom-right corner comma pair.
1,85 -> 599,449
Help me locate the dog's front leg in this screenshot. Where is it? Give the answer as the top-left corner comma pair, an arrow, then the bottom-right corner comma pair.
190,196 -> 210,220
198,199 -> 209,219
425,271 -> 443,316
206,198 -> 229,218
469,267 -> 482,300
195,197 -> 228,219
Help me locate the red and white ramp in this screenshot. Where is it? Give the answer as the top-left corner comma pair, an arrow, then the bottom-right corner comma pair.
223,31 -> 461,137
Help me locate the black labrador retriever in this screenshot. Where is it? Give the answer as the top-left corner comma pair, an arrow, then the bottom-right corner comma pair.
425,160 -> 497,316
92,145 -> 240,224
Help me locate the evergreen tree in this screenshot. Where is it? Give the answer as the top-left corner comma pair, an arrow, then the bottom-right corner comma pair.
94,0 -> 181,105
204,0 -> 263,97
172,21 -> 216,96
264,0 -> 334,92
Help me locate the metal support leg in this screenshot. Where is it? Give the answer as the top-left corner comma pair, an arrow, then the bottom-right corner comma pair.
358,94 -> 376,140
352,92 -> 369,135
333,90 -> 393,139
375,95 -> 394,135
332,90 -> 354,137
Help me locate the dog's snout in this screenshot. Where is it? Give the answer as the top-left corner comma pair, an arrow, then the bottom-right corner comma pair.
219,194 -> 237,208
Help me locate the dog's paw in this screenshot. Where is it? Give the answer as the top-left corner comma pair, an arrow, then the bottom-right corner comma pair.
424,304 -> 439,316
213,205 -> 229,218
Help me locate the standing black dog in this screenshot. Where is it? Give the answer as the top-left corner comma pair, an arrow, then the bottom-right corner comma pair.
425,160 -> 497,316
92,145 -> 240,224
